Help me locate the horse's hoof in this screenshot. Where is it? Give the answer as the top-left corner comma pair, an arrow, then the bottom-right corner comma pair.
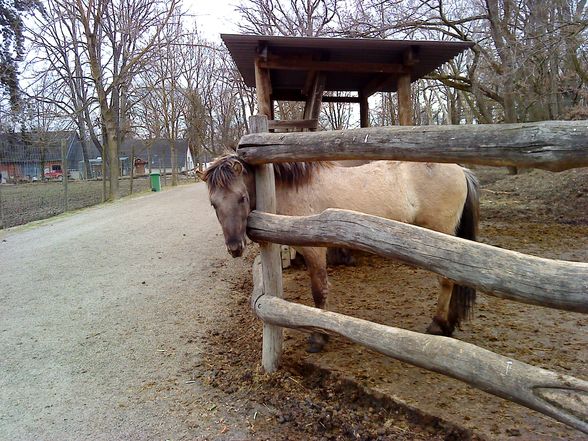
306,332 -> 329,353
426,318 -> 455,337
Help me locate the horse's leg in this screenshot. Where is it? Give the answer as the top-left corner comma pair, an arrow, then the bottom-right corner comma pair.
426,277 -> 456,336
298,246 -> 330,352
427,277 -> 476,336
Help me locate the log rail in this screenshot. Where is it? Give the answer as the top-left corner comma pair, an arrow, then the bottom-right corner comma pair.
252,257 -> 588,434
239,120 -> 588,171
248,209 -> 588,313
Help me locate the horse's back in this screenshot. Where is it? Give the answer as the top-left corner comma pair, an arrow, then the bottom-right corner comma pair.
276,160 -> 468,234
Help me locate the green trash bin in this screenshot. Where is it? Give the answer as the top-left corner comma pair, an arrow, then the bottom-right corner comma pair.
150,172 -> 161,192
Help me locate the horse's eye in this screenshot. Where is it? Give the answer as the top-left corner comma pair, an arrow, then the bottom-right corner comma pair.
239,195 -> 246,204
211,203 -> 217,209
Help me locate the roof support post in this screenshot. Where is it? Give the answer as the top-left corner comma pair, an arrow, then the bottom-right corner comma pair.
397,74 -> 413,126
303,72 -> 326,131
255,57 -> 272,118
398,46 -> 417,126
359,92 -> 369,128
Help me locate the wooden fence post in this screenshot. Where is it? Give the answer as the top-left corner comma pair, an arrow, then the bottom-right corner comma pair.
250,114 -> 284,372
61,140 -> 68,212
130,144 -> 135,195
0,176 -> 4,229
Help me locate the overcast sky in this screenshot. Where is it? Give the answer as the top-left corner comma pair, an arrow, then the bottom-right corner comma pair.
183,0 -> 240,39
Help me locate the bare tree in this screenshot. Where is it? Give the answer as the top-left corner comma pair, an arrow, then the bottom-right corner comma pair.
237,0 -> 339,36
144,12 -> 188,186
71,0 -> 179,200
28,0 -> 100,181
177,32 -> 221,163
339,0 -> 588,125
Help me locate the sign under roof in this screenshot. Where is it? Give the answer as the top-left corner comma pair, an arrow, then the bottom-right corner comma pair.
222,34 -> 473,101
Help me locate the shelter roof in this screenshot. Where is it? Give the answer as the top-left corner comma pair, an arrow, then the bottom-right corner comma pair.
221,34 -> 473,101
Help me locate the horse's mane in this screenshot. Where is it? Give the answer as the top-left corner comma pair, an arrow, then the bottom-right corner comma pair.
202,153 -> 332,191
201,154 -> 249,191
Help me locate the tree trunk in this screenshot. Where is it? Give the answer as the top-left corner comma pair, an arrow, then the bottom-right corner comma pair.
105,118 -> 119,200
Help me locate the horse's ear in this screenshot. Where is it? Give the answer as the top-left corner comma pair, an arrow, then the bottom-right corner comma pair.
232,161 -> 244,175
196,170 -> 205,180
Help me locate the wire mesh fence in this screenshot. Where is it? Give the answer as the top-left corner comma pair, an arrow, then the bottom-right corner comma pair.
0,132 -> 198,229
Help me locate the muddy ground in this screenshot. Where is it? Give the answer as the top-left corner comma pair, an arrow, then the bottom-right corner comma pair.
201,166 -> 587,440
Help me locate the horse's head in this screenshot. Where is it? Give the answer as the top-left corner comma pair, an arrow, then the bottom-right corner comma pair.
198,155 -> 255,258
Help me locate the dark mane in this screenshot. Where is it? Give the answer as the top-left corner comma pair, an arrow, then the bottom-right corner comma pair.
201,154 -> 252,192
273,161 -> 333,188
202,153 -> 332,191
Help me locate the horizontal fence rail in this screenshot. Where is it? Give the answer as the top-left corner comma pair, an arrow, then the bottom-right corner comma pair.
238,120 -> 588,171
248,209 -> 588,313
251,256 -> 588,434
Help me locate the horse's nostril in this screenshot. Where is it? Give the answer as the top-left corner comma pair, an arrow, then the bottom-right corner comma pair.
227,243 -> 244,258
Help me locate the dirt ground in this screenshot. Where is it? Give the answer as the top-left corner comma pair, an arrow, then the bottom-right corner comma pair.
202,166 -> 588,440
0,184 -> 278,441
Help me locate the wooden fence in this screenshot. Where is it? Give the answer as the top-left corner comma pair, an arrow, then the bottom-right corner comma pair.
239,116 -> 588,434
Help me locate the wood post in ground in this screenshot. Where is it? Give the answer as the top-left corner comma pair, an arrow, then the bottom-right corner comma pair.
249,114 -> 283,372
0,178 -> 4,229
130,144 -> 135,194
61,140 -> 68,212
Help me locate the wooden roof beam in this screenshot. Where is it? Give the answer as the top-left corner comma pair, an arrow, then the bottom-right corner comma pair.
361,74 -> 396,98
269,89 -> 361,103
268,119 -> 318,130
323,95 -> 361,103
258,56 -> 408,74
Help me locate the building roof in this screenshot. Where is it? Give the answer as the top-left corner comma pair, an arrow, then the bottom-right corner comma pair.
221,34 -> 473,100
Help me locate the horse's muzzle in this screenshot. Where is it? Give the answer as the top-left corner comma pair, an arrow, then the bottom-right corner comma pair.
227,240 -> 245,258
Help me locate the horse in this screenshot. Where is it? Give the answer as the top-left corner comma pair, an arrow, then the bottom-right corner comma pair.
198,153 -> 479,353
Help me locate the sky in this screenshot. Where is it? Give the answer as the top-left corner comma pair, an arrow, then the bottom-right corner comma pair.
183,0 -> 240,39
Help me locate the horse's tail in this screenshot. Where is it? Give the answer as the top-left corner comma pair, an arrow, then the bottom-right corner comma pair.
449,168 -> 480,326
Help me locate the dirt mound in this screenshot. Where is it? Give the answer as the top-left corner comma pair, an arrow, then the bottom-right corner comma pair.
476,166 -> 588,224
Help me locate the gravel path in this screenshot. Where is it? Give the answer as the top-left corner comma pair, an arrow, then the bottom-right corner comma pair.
0,183 -> 255,440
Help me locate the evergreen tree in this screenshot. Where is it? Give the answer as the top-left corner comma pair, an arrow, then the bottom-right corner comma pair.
0,0 -> 41,107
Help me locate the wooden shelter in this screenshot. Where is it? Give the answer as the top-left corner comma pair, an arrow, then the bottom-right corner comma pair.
222,34 -> 474,128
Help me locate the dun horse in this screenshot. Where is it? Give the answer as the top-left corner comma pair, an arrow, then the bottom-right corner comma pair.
199,154 -> 479,352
